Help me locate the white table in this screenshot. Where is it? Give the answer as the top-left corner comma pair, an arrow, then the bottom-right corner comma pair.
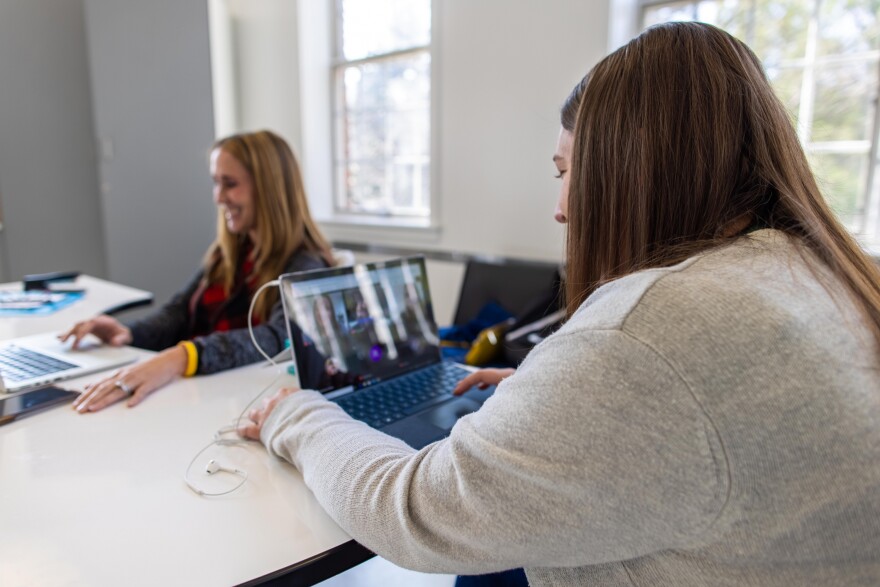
0,275 -> 153,341
0,356 -> 363,586
0,276 -> 366,586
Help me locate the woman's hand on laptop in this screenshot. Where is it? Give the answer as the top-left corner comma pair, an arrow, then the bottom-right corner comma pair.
237,387 -> 300,441
452,368 -> 516,395
59,315 -> 133,349
72,346 -> 188,413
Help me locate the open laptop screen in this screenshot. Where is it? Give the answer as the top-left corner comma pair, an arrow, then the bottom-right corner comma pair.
280,256 -> 441,394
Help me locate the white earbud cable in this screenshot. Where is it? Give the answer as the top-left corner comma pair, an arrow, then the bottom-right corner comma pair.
247,279 -> 281,366
183,438 -> 250,497
184,278 -> 285,497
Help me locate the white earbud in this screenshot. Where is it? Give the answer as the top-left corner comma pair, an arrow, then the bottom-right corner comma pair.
185,459 -> 249,497
183,366 -> 286,498
205,459 -> 243,476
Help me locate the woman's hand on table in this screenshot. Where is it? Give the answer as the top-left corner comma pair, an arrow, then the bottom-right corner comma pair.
237,387 -> 301,441
72,345 -> 188,413
59,315 -> 133,349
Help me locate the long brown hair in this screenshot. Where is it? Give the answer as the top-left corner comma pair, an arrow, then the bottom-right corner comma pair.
205,130 -> 334,320
565,22 -> 880,346
561,76 -> 588,134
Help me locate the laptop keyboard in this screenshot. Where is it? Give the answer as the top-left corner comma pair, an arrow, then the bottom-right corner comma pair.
333,362 -> 470,428
0,345 -> 77,383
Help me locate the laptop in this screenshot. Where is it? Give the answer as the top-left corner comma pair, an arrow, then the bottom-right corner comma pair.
0,332 -> 139,394
452,258 -> 561,326
280,256 -> 497,449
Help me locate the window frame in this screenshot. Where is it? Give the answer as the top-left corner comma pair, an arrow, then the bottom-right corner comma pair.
328,0 -> 438,229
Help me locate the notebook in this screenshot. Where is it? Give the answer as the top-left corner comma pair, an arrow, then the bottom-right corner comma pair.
280,256 -> 496,449
0,332 -> 139,393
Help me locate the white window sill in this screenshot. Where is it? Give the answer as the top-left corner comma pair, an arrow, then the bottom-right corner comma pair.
318,214 -> 442,246
320,213 -> 434,229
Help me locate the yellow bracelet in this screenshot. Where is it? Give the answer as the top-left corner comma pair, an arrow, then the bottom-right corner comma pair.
178,341 -> 199,377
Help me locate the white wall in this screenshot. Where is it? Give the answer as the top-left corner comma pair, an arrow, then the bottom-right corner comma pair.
83,0 -> 217,306
0,0 -> 107,283
215,0 -> 612,265
208,0 -> 303,152
427,0 -> 607,262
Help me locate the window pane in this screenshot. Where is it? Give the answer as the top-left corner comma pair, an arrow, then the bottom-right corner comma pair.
810,151 -> 871,223
644,0 -> 814,65
818,0 -> 880,56
336,52 -> 431,216
341,0 -> 431,60
708,0 -> 752,44
643,1 -> 699,28
811,59 -> 877,142
765,65 -> 804,123
749,0 -> 813,64
337,155 -> 430,216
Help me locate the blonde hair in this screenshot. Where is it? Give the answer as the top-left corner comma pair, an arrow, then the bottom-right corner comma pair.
565,23 -> 880,347
205,130 -> 334,320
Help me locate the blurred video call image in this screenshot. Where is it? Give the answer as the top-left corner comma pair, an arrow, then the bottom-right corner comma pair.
282,258 -> 440,393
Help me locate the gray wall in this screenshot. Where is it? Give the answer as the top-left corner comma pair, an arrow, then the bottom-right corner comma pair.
0,0 -> 106,283
83,0 -> 216,306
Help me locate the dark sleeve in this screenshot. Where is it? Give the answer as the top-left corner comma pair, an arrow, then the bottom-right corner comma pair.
194,250 -> 329,375
125,270 -> 203,352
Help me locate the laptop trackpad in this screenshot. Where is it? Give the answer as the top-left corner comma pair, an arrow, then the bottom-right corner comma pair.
418,397 -> 481,431
381,419 -> 445,450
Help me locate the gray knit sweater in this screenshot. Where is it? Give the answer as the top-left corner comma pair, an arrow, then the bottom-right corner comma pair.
261,230 -> 880,586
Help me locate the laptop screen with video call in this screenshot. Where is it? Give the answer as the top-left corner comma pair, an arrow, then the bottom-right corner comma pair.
280,257 -> 442,396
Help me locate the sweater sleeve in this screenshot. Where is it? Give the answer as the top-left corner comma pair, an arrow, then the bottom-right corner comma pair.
259,328 -> 728,574
126,270 -> 203,351
195,250 -> 328,374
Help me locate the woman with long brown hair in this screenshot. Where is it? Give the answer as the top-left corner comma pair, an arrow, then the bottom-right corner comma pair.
240,24 -> 880,585
66,130 -> 334,412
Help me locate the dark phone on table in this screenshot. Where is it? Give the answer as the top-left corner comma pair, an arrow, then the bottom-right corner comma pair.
0,386 -> 79,426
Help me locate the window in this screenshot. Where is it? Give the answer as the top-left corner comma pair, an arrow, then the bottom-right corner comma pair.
332,0 -> 432,221
641,0 -> 880,247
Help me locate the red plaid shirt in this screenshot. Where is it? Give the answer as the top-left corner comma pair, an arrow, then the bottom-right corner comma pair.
190,245 -> 262,336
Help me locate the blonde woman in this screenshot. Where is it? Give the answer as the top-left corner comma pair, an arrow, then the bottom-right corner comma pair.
65,130 -> 334,412
240,24 -> 880,586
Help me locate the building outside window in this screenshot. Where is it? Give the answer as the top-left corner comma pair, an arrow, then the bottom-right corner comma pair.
641,0 -> 880,247
332,0 -> 432,221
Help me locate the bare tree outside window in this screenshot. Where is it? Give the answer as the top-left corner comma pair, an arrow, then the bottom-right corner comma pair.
642,0 -> 880,245
333,0 -> 432,219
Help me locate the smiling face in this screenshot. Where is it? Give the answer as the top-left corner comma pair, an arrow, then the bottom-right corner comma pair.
211,148 -> 257,239
553,127 -> 573,224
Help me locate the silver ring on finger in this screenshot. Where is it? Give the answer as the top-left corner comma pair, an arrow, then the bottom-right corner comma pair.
114,380 -> 134,396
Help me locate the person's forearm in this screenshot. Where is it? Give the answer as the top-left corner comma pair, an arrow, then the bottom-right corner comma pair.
260,392 -> 530,575
127,308 -> 188,350
127,271 -> 202,351
163,344 -> 188,377
195,321 -> 287,374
